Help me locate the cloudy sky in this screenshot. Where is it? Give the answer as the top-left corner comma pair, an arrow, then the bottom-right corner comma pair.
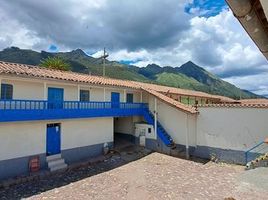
0,0 -> 268,96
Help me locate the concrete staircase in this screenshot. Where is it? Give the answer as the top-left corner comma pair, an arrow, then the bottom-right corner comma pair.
46,154 -> 67,172
143,108 -> 176,149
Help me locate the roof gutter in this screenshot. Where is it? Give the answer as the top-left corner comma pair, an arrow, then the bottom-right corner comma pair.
226,0 -> 268,59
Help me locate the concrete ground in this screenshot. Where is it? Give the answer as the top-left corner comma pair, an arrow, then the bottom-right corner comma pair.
0,146 -> 268,200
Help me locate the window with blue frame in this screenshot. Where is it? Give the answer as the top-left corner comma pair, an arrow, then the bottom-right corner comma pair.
1,84 -> 13,100
126,93 -> 133,103
80,90 -> 90,102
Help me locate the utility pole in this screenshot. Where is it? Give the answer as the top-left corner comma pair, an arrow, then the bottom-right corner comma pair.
102,48 -> 109,77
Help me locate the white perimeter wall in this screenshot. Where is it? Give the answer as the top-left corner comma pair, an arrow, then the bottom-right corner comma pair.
148,95 -> 196,146
197,107 -> 268,151
0,118 -> 113,161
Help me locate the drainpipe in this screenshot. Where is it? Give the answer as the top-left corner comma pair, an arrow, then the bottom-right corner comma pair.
154,98 -> 157,138
186,114 -> 190,159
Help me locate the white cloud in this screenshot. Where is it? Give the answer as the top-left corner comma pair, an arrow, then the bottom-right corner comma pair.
0,1 -> 268,95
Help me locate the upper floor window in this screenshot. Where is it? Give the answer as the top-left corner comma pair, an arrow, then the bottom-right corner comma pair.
126,93 -> 133,103
80,90 -> 90,102
1,84 -> 13,100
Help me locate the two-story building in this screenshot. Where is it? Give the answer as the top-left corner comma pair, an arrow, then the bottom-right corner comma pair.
0,61 -> 268,180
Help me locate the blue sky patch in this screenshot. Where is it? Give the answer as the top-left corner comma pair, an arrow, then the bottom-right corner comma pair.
185,0 -> 228,17
48,44 -> 58,52
119,59 -> 143,65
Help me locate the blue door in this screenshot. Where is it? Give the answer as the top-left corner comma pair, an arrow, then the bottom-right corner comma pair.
46,124 -> 61,155
111,92 -> 120,108
48,87 -> 64,109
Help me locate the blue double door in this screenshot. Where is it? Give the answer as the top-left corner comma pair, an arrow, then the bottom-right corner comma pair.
111,92 -> 120,108
48,87 -> 64,109
46,123 -> 61,155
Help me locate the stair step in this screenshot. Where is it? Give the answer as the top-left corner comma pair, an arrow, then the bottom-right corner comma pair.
46,154 -> 61,162
48,158 -> 65,168
50,163 -> 68,172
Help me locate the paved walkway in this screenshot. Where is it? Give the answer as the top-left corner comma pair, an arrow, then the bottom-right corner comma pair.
1,151 -> 268,200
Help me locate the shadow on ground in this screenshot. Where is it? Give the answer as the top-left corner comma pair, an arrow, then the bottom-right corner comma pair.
0,144 -> 152,200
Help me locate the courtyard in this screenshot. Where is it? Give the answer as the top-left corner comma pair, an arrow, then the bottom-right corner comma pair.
0,146 -> 268,200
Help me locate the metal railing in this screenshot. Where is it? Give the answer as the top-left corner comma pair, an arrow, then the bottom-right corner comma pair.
0,99 -> 146,110
245,140 -> 268,164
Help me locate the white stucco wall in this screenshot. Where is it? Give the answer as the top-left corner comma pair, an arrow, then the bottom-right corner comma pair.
0,122 -> 46,161
0,117 -> 114,161
2,79 -> 44,100
197,107 -> 268,151
61,118 -> 113,150
148,95 -> 197,146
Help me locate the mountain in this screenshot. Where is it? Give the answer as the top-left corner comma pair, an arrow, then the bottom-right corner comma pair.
0,47 -> 261,99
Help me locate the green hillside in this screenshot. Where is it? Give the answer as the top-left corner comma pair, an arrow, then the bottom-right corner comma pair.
0,47 -> 261,99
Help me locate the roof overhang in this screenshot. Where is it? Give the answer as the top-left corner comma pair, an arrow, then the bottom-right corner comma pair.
226,0 -> 268,60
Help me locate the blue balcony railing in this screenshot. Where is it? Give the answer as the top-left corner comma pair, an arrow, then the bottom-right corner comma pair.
0,99 -> 147,122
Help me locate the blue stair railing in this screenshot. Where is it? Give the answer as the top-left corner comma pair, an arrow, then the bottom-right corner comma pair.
245,140 -> 268,164
143,108 -> 175,148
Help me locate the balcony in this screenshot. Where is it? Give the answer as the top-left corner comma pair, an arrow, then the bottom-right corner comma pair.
0,99 -> 147,122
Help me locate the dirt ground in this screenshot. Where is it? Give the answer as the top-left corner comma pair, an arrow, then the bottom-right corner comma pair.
1,146 -> 268,200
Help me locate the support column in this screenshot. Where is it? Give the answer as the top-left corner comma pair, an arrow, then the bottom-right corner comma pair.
77,85 -> 80,101
123,89 -> 126,102
43,82 -> 47,100
154,97 -> 157,137
103,88 -> 106,101
186,114 -> 190,159
140,91 -> 143,102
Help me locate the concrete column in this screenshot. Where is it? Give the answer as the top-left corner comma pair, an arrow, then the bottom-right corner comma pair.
103,88 -> 106,101
186,114 -> 190,159
154,97 -> 157,137
77,85 -> 80,101
43,82 -> 47,100
140,91 -> 143,102
123,89 -> 126,102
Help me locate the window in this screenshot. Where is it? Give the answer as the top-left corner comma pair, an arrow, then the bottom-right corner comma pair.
1,84 -> 13,100
126,93 -> 133,103
80,90 -> 90,102
148,128 -> 151,133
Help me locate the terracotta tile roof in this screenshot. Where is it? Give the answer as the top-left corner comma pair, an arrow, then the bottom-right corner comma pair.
197,103 -> 268,108
0,61 -> 235,113
238,99 -> 268,105
141,87 -> 198,114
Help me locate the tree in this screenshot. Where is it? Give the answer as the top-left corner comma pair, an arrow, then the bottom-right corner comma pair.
40,56 -> 70,71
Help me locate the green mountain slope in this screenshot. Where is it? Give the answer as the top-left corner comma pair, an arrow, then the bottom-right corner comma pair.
0,47 -> 261,99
